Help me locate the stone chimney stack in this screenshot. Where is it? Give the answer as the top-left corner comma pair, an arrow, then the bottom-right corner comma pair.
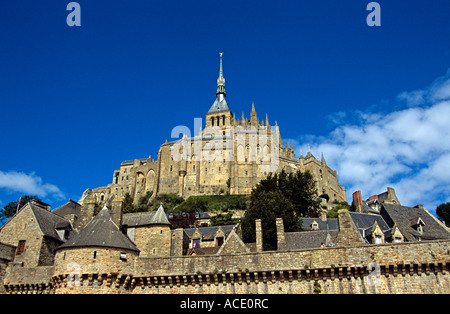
276,218 -> 285,248
352,190 -> 363,212
79,199 -> 97,231
255,219 -> 263,252
173,228 -> 189,256
111,197 -> 124,230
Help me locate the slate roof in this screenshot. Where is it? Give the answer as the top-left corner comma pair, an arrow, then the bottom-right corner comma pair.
381,203 -> 450,241
58,205 -> 139,252
52,199 -> 81,218
280,230 -> 339,250
301,218 -> 338,231
207,97 -> 230,114
122,205 -> 170,227
123,211 -> 155,227
28,202 -> 71,242
150,204 -> 171,225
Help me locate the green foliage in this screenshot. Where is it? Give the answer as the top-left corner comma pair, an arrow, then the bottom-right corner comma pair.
136,191 -> 153,212
210,211 -> 241,226
122,192 -> 136,214
176,195 -> 247,213
148,194 -> 184,211
241,170 -> 320,250
0,195 -> 41,224
436,202 -> 450,226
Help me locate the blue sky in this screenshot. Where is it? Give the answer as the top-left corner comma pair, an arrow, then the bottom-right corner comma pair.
0,0 -> 449,215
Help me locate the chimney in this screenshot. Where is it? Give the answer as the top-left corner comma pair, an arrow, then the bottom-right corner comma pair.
276,218 -> 285,248
79,199 -> 97,230
173,228 -> 189,256
320,211 -> 327,222
255,219 -> 263,252
111,197 -> 124,230
352,191 -> 363,206
352,191 -> 363,212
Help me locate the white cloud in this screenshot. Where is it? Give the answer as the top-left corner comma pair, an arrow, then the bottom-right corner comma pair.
0,170 -> 65,200
291,69 -> 450,213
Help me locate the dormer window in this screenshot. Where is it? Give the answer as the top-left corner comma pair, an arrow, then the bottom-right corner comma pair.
311,221 -> 319,231
415,217 -> 425,234
417,224 -> 423,234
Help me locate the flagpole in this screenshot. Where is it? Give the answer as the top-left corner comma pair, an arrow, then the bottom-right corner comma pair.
16,197 -> 21,214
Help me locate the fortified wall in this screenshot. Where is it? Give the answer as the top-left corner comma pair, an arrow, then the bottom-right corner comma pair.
11,239 -> 447,294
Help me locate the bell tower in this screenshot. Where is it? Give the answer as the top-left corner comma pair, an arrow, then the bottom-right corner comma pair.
205,53 -> 233,129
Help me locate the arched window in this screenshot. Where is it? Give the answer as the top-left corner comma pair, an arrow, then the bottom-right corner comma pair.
211,117 -> 214,126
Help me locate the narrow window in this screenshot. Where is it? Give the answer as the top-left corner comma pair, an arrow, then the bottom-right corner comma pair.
16,240 -> 26,256
93,251 -> 97,259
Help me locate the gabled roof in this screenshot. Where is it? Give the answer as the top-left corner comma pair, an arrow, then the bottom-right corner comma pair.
381,203 -> 450,241
184,225 -> 236,241
57,205 -> 139,252
0,201 -> 73,242
217,229 -> 250,255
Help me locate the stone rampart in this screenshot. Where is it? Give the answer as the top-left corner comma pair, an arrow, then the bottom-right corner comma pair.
45,240 -> 450,294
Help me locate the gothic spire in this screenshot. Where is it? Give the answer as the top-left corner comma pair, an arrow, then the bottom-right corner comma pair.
216,52 -> 226,96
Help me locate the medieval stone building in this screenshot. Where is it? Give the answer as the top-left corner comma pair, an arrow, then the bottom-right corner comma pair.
80,54 -> 346,206
0,196 -> 449,294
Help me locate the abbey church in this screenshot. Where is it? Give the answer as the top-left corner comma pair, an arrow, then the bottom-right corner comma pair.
81,54 -> 347,205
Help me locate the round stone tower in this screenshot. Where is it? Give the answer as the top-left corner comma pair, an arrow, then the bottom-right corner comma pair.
53,205 -> 139,293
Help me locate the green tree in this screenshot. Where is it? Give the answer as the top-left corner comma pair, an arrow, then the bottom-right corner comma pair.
242,189 -> 300,250
241,169 -> 319,250
0,195 -> 42,224
122,192 -> 136,214
436,202 -> 450,226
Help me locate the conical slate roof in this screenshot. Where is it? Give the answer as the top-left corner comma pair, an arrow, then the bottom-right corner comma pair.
57,205 -> 139,252
150,203 -> 171,225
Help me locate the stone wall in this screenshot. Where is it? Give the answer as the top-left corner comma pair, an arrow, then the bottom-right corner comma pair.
0,206 -> 48,267
45,239 -> 450,294
133,225 -> 172,258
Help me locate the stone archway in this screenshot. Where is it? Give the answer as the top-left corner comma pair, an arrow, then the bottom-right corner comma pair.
145,169 -> 156,194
